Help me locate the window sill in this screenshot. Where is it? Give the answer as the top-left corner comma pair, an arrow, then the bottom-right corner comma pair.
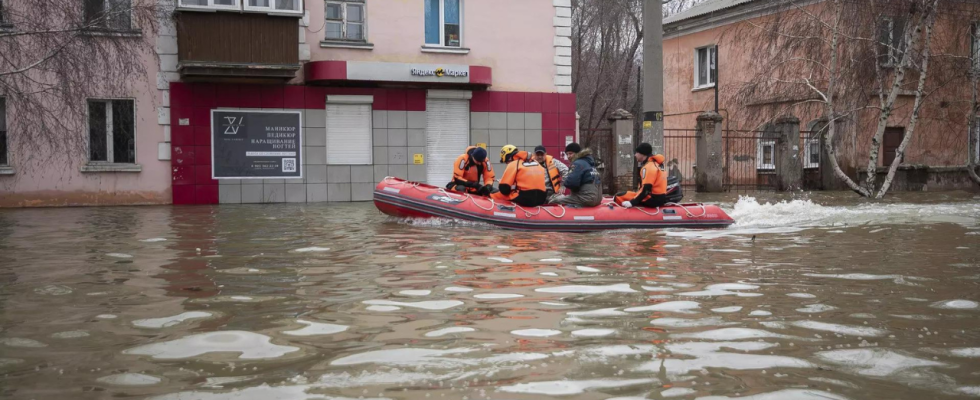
81,163 -> 142,173
692,84 -> 716,92
756,169 -> 775,174
320,41 -> 374,50
175,7 -> 303,17
0,166 -> 14,175
81,29 -> 143,38
420,46 -> 470,55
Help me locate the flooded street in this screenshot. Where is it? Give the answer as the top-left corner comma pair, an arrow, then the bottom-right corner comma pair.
1,192 -> 979,400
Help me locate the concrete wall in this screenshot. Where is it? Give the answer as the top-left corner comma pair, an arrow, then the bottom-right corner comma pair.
305,0 -> 560,92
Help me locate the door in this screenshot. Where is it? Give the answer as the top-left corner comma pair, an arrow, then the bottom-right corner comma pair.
425,98 -> 470,187
882,127 -> 904,166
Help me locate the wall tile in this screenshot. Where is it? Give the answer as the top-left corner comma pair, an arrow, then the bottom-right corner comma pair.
470,130 -> 490,146
525,129 -> 543,147
407,111 -> 427,129
542,93 -> 560,113
241,184 -> 263,203
471,90 -> 490,112
283,85 -> 306,109
373,129 -> 388,146
214,84 -> 242,108
219,178 -> 241,185
171,145 -> 195,167
559,93 -> 577,113
488,91 -> 508,112
507,130 -> 525,146
263,183 -> 286,203
170,82 -> 194,107
506,92 -> 525,113
285,184 -> 307,203
489,113 -> 508,129
219,185 -> 242,204
305,127 -> 326,147
327,165 -> 351,183
173,185 -> 196,205
407,165 -> 426,182
525,93 -> 543,113
373,147 -> 389,164
263,179 -> 284,185
305,109 -> 326,128
374,164 -> 389,181
260,85 -> 285,108
307,184 -> 328,202
407,129 -> 426,147
196,185 -> 219,205
405,90 -> 426,112
387,111 -> 407,129
239,85 -> 263,108
542,113 -> 560,130
327,183 -> 351,202
507,113 -> 525,130
307,165 -> 327,183
195,146 -> 212,166
172,165 -> 194,186
196,165 -> 217,185
388,164 -> 408,179
351,183 -> 375,201
305,146 -> 326,165
471,112 -> 489,129
559,113 -> 577,130
489,130 -> 509,146
542,130 -> 560,147
387,89 -> 407,110
373,110 -> 388,129
389,147 -> 408,164
171,125 -> 194,146
525,113 -> 542,130
388,129 -> 408,147
351,166 -> 374,183
305,87 -> 326,109
372,88 -> 388,111
193,126 -> 211,146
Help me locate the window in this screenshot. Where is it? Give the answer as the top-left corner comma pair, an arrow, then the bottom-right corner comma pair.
804,137 -> 820,169
88,99 -> 135,164
244,0 -> 302,14
879,17 -> 907,67
178,0 -> 239,11
0,0 -> 8,27
694,46 -> 717,88
325,1 -> 365,41
972,22 -> 979,72
425,0 -> 462,47
326,96 -> 373,165
0,97 -> 7,166
882,127 -> 904,166
84,0 -> 133,31
757,139 -> 775,171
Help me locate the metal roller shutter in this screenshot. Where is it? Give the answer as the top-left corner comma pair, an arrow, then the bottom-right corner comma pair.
326,103 -> 372,165
425,98 -> 470,186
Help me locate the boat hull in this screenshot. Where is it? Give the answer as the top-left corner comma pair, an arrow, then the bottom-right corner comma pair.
374,178 -> 734,231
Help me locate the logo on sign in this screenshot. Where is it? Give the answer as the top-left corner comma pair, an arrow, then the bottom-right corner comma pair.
411,67 -> 468,78
222,116 -> 244,135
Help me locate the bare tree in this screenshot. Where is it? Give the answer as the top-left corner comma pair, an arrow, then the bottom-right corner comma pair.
731,0 -> 978,198
0,0 -> 160,173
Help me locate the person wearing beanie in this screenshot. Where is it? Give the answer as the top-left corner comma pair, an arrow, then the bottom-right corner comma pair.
549,142 -> 602,207
447,146 -> 495,196
614,142 -> 669,208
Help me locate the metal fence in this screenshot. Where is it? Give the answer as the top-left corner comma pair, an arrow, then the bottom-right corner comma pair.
723,130 -> 776,192
582,128 -> 616,194
800,130 -> 822,189
663,129 -> 698,188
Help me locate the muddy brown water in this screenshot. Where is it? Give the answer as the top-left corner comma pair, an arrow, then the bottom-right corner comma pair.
0,192 -> 978,400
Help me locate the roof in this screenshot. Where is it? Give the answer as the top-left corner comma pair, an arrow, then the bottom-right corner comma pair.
663,0 -> 760,25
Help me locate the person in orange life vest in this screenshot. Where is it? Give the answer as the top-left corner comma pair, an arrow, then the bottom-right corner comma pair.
490,145 -> 549,207
447,146 -> 495,196
531,145 -> 569,200
614,143 -> 668,208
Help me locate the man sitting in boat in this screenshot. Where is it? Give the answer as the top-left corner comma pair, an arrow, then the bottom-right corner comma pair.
549,142 -> 602,207
614,143 -> 668,209
531,145 -> 569,201
446,146 -> 495,196
490,145 -> 549,207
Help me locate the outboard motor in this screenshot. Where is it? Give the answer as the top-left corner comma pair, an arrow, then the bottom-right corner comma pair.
666,175 -> 684,203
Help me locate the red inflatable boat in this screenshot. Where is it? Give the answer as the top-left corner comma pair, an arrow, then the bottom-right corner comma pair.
374,178 -> 734,231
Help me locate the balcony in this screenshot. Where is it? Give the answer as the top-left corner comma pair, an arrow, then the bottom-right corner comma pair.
175,11 -> 300,80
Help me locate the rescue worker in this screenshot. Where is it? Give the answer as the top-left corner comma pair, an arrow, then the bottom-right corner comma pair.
550,142 -> 602,207
447,146 -> 494,196
490,145 -> 549,207
614,143 -> 668,208
532,145 -> 569,201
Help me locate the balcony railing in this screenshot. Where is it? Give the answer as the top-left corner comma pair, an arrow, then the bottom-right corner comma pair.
175,11 -> 300,80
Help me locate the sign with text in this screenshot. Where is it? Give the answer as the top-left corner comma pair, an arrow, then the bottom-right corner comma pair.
347,61 -> 471,84
413,154 -> 425,165
211,110 -> 303,179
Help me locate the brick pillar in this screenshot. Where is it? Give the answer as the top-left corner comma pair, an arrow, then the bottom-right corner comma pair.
775,115 -> 802,191
696,112 -> 724,192
609,109 -> 634,194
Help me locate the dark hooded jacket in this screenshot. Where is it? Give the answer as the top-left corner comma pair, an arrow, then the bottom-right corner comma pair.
562,149 -> 600,191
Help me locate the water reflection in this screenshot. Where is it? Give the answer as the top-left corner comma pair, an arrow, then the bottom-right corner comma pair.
0,194 -> 978,399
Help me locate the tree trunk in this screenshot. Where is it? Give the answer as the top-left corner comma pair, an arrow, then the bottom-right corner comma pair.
876,0 -> 938,198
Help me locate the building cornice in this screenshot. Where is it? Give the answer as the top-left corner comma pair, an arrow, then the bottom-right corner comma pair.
664,0 -> 824,40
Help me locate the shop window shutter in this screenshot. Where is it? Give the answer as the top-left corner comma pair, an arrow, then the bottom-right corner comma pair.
326,103 -> 372,165
425,98 -> 469,186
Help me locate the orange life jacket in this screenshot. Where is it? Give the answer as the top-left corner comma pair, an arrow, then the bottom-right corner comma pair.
637,155 -> 667,201
541,155 -> 563,193
496,159 -> 548,200
452,146 -> 495,193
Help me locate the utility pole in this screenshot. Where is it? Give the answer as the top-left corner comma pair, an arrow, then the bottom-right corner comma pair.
642,0 -> 665,154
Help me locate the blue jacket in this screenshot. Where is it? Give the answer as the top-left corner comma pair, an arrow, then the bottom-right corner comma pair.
563,149 -> 600,191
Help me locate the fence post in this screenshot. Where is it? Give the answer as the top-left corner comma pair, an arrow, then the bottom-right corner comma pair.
696,112 -> 724,192
609,109 -> 635,194
775,115 -> 802,191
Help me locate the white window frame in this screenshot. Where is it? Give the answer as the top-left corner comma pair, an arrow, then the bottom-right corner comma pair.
177,0 -> 241,12
86,0 -> 134,31
324,0 -> 367,42
757,139 -> 775,171
693,45 -> 716,89
803,137 -> 820,169
326,95 -> 374,166
243,0 -> 304,15
880,16 -> 907,67
87,98 -> 137,165
424,0 -> 465,48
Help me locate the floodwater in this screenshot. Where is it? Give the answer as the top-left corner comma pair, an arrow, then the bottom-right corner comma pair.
0,192 -> 979,400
